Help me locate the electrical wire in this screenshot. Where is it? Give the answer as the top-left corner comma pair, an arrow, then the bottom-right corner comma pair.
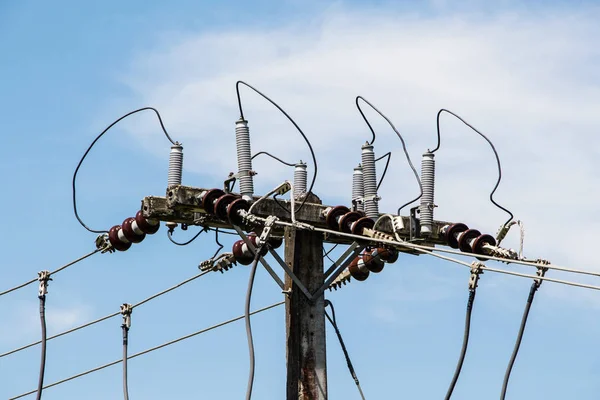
0,249 -> 99,298
500,282 -> 539,400
0,270 -> 212,359
323,244 -> 339,264
244,243 -> 266,400
72,107 -> 176,234
210,228 -> 224,260
36,294 -> 47,400
167,226 -> 207,246
9,302 -> 284,400
433,109 -> 514,228
251,151 -> 295,167
375,152 -> 391,192
122,321 -> 130,400
324,300 -> 366,400
236,81 -> 318,213
355,96 -> 422,214
444,289 -> 476,400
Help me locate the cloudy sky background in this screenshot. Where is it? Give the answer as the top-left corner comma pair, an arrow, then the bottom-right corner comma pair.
1,1 -> 600,399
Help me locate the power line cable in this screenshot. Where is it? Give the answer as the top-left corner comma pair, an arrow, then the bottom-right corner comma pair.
445,289 -> 477,399
9,302 -> 284,400
500,282 -> 540,400
244,243 -> 266,400
433,109 -> 514,228
72,107 -> 176,234
324,300 -> 366,400
251,151 -> 295,167
36,280 -> 49,400
167,226 -> 207,246
355,96 -> 422,214
0,249 -> 100,298
375,152 -> 391,192
0,270 -> 213,359
236,81 -> 318,213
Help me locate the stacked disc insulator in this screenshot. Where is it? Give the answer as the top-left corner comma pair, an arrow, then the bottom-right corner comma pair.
108,211 -> 160,251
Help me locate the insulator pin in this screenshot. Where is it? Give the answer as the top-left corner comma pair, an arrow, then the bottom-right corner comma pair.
293,161 -> 307,199
168,143 -> 184,188
235,119 -> 254,202
419,152 -> 435,235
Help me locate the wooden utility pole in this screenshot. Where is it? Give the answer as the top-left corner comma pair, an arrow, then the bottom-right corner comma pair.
285,193 -> 327,400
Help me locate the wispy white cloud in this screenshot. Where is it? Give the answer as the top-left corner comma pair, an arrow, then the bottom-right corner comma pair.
120,6 -> 600,277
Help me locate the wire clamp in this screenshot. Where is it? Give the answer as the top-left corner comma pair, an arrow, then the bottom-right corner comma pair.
37,270 -> 52,297
259,216 -> 277,245
534,259 -> 549,288
120,303 -> 133,329
469,262 -> 484,290
95,233 -> 114,253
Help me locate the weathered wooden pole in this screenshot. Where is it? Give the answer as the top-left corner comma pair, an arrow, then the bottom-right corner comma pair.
285,193 -> 327,400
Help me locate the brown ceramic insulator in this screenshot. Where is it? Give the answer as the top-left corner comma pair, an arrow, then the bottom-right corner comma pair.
444,223 -> 468,249
325,206 -> 350,230
232,240 -> 254,265
348,256 -> 370,281
471,234 -> 496,260
378,247 -> 399,264
227,198 -> 250,226
201,189 -> 225,214
351,216 -> 375,236
135,210 -> 160,234
248,233 -> 267,256
268,237 -> 283,249
458,229 -> 481,253
121,217 -> 145,243
362,248 -> 385,273
214,194 -> 238,220
108,225 -> 132,252
338,211 -> 364,233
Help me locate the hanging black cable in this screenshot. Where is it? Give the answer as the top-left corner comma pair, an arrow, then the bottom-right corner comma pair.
251,151 -> 295,167
236,81 -> 318,213
167,226 -> 207,246
445,274 -> 479,400
500,282 -> 539,400
375,152 -> 391,192
120,304 -> 132,400
324,300 -> 366,400
35,272 -> 51,400
355,96 -> 423,214
210,228 -> 224,260
433,109 -> 514,228
244,242 -> 266,400
72,107 -> 176,234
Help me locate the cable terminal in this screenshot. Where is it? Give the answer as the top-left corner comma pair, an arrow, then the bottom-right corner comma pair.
534,259 -> 550,288
37,270 -> 52,297
120,303 -> 132,329
95,233 -> 114,253
469,262 -> 484,290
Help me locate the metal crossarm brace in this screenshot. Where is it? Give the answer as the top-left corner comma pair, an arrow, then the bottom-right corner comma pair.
313,243 -> 365,299
267,247 -> 313,300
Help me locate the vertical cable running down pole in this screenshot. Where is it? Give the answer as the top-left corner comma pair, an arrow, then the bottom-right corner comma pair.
352,164 -> 364,212
236,118 -> 255,202
120,304 -> 132,400
361,143 -> 379,219
419,151 -> 435,235
167,143 -> 184,187
36,271 -> 51,400
294,161 -> 308,199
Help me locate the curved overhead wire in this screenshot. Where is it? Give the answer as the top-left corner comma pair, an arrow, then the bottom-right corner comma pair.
355,96 -> 422,214
236,81 -> 318,213
433,109 -> 514,228
375,152 -> 391,192
72,107 -> 176,234
167,227 -> 206,246
251,151 -> 295,167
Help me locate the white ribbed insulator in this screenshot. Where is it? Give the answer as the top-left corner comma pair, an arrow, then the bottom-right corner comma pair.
293,161 -> 307,199
235,119 -> 254,201
167,143 -> 183,187
419,152 -> 435,235
352,164 -> 364,212
361,143 -> 379,219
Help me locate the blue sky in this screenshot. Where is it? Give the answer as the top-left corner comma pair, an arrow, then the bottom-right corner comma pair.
1,0 -> 600,399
